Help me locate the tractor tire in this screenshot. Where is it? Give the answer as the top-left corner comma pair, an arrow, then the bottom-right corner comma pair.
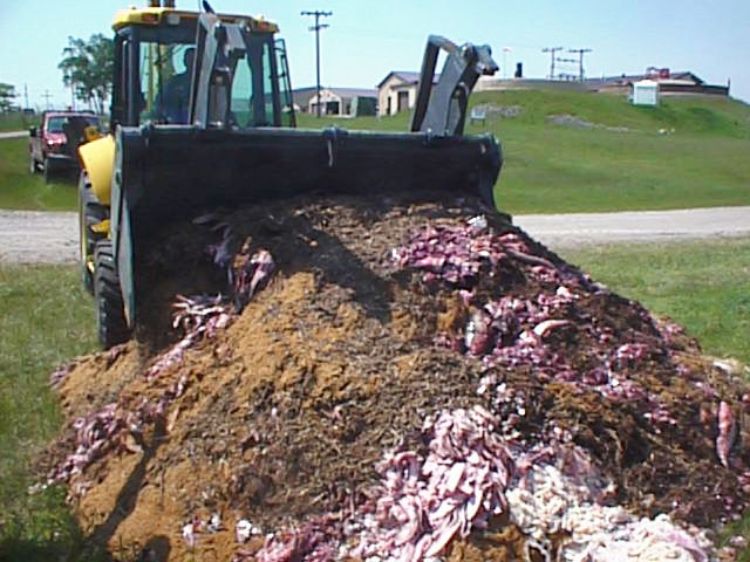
94,240 -> 130,349
43,157 -> 52,184
78,172 -> 108,295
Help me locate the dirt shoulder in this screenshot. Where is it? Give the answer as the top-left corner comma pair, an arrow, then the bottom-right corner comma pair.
0,210 -> 78,264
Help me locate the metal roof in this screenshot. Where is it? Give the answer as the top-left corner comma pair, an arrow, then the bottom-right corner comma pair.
324,88 -> 377,99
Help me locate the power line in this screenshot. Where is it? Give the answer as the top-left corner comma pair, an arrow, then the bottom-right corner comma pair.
542,47 -> 563,80
301,10 -> 332,118
568,48 -> 593,81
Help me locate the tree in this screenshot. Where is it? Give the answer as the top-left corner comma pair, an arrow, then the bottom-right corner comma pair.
59,34 -> 114,114
0,83 -> 17,113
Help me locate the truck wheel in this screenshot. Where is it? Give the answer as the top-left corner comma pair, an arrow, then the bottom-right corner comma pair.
94,240 -> 130,349
43,157 -> 52,184
78,172 -> 108,295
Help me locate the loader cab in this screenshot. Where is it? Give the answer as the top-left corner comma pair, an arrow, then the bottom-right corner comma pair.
109,8 -> 295,131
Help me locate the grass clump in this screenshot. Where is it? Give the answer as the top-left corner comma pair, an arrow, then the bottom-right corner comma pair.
562,237 -> 750,364
0,112 -> 33,133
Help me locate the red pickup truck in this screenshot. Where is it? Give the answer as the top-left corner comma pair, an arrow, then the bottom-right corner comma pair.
28,111 -> 101,183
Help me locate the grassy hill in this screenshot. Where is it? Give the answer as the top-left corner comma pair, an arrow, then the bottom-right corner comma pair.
471,89 -> 750,138
1,92 -> 748,214
298,91 -> 750,214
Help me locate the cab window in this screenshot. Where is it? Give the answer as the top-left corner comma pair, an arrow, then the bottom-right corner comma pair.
138,42 -> 194,124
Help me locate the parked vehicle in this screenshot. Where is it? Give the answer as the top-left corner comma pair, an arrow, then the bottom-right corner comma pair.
29,111 -> 101,183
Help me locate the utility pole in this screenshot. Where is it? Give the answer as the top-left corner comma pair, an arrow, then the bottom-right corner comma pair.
568,48 -> 592,81
301,10 -> 332,118
542,47 -> 563,80
23,84 -> 29,110
42,90 -> 52,110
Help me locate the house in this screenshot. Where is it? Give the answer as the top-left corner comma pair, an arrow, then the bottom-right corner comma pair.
376,71 -> 440,117
377,71 -> 419,116
291,87 -> 377,117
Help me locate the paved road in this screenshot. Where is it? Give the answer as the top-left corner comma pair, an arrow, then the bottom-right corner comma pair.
1,207 -> 749,265
513,206 -> 750,249
0,130 -> 28,140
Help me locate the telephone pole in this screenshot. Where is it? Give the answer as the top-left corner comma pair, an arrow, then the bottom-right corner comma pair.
568,48 -> 592,81
301,10 -> 332,118
42,90 -> 53,110
542,47 -> 563,80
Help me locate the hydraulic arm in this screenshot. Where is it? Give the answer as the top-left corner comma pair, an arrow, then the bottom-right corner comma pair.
411,35 -> 498,136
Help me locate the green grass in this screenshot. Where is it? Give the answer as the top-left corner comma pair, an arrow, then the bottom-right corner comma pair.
0,138 -> 79,211
494,122 -> 750,214
471,89 -> 750,138
0,266 -> 97,561
562,238 -> 750,364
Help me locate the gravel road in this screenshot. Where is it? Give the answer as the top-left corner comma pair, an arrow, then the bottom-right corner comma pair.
1,206 -> 749,265
0,210 -> 79,264
513,206 -> 750,249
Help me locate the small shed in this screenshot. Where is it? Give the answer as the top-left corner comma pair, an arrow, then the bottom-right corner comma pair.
308,88 -> 378,117
376,71 -> 440,116
631,80 -> 659,106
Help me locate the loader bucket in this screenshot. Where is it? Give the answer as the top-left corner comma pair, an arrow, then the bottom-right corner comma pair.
111,125 -> 502,329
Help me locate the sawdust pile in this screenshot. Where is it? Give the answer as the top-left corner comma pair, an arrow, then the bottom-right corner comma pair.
44,193 -> 750,562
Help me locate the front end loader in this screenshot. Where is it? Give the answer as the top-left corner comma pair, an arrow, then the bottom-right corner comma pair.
78,1 -> 503,348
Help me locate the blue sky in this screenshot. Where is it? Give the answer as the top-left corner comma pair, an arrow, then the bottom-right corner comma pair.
1,0 -> 748,109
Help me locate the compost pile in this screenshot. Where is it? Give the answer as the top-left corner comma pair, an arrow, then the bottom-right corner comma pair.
45,192 -> 750,562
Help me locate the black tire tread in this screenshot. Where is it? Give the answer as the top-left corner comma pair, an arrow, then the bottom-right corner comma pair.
94,240 -> 130,348
43,157 -> 51,184
79,172 -> 108,294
